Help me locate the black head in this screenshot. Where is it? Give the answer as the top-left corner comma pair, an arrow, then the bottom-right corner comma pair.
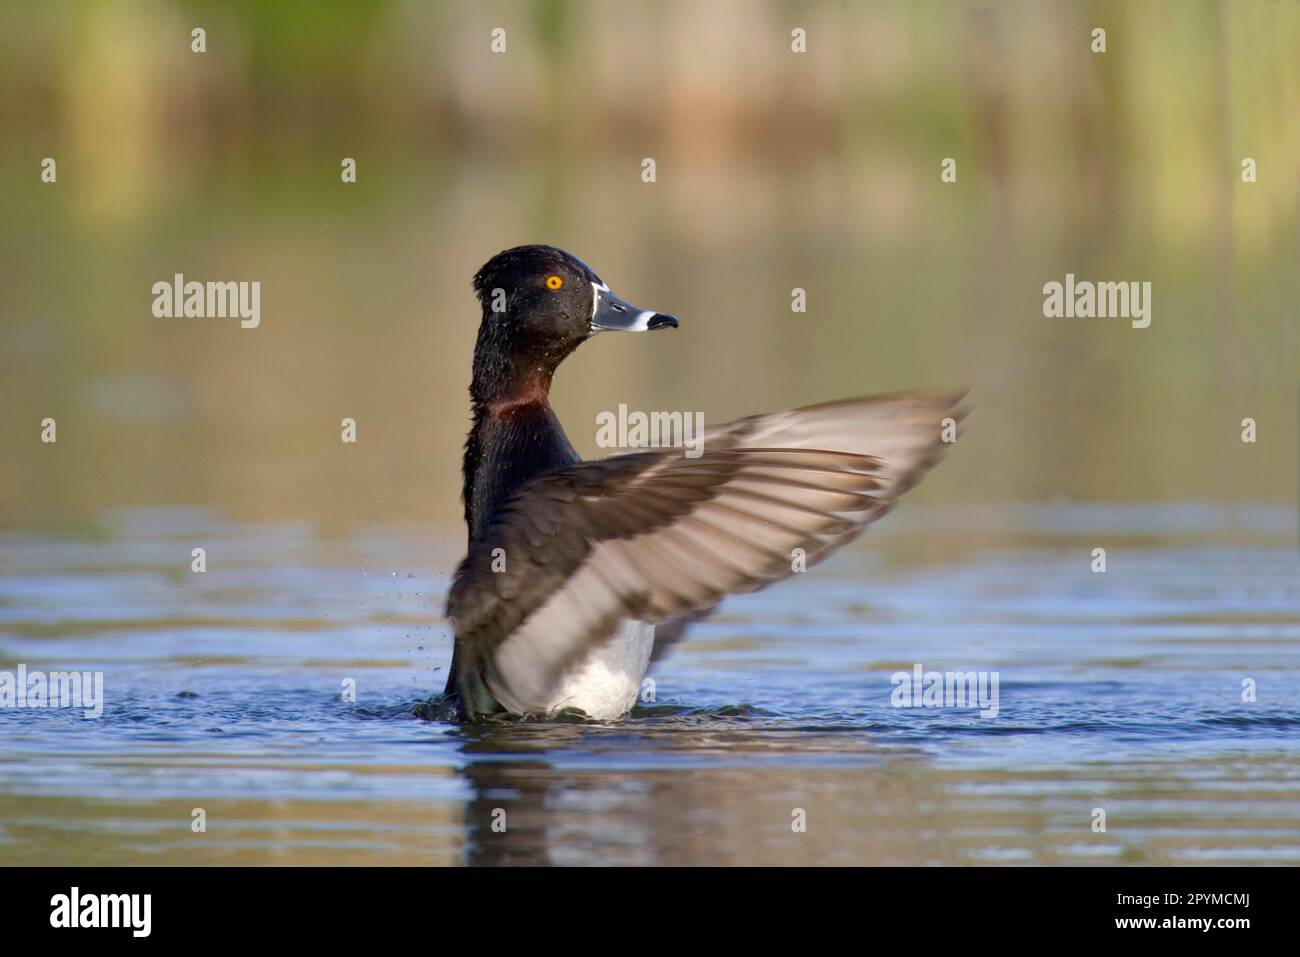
469,244 -> 678,404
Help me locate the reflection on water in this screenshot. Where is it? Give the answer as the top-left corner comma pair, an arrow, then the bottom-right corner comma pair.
1,504 -> 1298,865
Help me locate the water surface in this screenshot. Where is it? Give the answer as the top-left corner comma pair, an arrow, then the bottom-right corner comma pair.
1,504 -> 1297,865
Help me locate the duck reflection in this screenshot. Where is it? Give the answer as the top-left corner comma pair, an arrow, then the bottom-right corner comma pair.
452,711 -> 986,866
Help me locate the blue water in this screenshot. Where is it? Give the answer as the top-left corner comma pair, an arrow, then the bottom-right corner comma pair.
1,504 -> 1297,865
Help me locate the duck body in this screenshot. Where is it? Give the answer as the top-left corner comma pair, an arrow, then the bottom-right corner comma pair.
444,244 -> 966,723
453,381 -> 656,719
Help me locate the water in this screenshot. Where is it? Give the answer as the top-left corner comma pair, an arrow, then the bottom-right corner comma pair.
1,504 -> 1297,866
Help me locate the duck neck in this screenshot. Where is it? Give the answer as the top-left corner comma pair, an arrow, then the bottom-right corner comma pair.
462,359 -> 576,543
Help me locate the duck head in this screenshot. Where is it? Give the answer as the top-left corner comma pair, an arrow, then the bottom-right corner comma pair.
470,244 -> 678,405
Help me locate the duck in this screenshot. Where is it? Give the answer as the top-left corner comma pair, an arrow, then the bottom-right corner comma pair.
444,244 -> 966,721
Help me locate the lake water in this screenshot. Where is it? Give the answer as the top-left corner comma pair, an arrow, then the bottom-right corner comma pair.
1,503 -> 1297,866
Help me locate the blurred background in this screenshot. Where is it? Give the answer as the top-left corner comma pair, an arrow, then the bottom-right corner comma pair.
1,0 -> 1296,536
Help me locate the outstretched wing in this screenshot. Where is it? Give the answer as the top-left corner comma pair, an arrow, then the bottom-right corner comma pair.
447,390 -> 967,713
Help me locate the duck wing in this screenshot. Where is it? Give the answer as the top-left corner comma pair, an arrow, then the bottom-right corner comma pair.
446,390 -> 968,714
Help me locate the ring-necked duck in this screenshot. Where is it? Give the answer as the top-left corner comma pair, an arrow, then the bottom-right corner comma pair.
444,244 -> 967,721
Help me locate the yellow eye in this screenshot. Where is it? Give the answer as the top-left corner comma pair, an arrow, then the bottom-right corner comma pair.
545,275 -> 564,290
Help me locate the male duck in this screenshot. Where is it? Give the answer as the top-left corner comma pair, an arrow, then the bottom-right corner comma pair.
444,244 -> 965,721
